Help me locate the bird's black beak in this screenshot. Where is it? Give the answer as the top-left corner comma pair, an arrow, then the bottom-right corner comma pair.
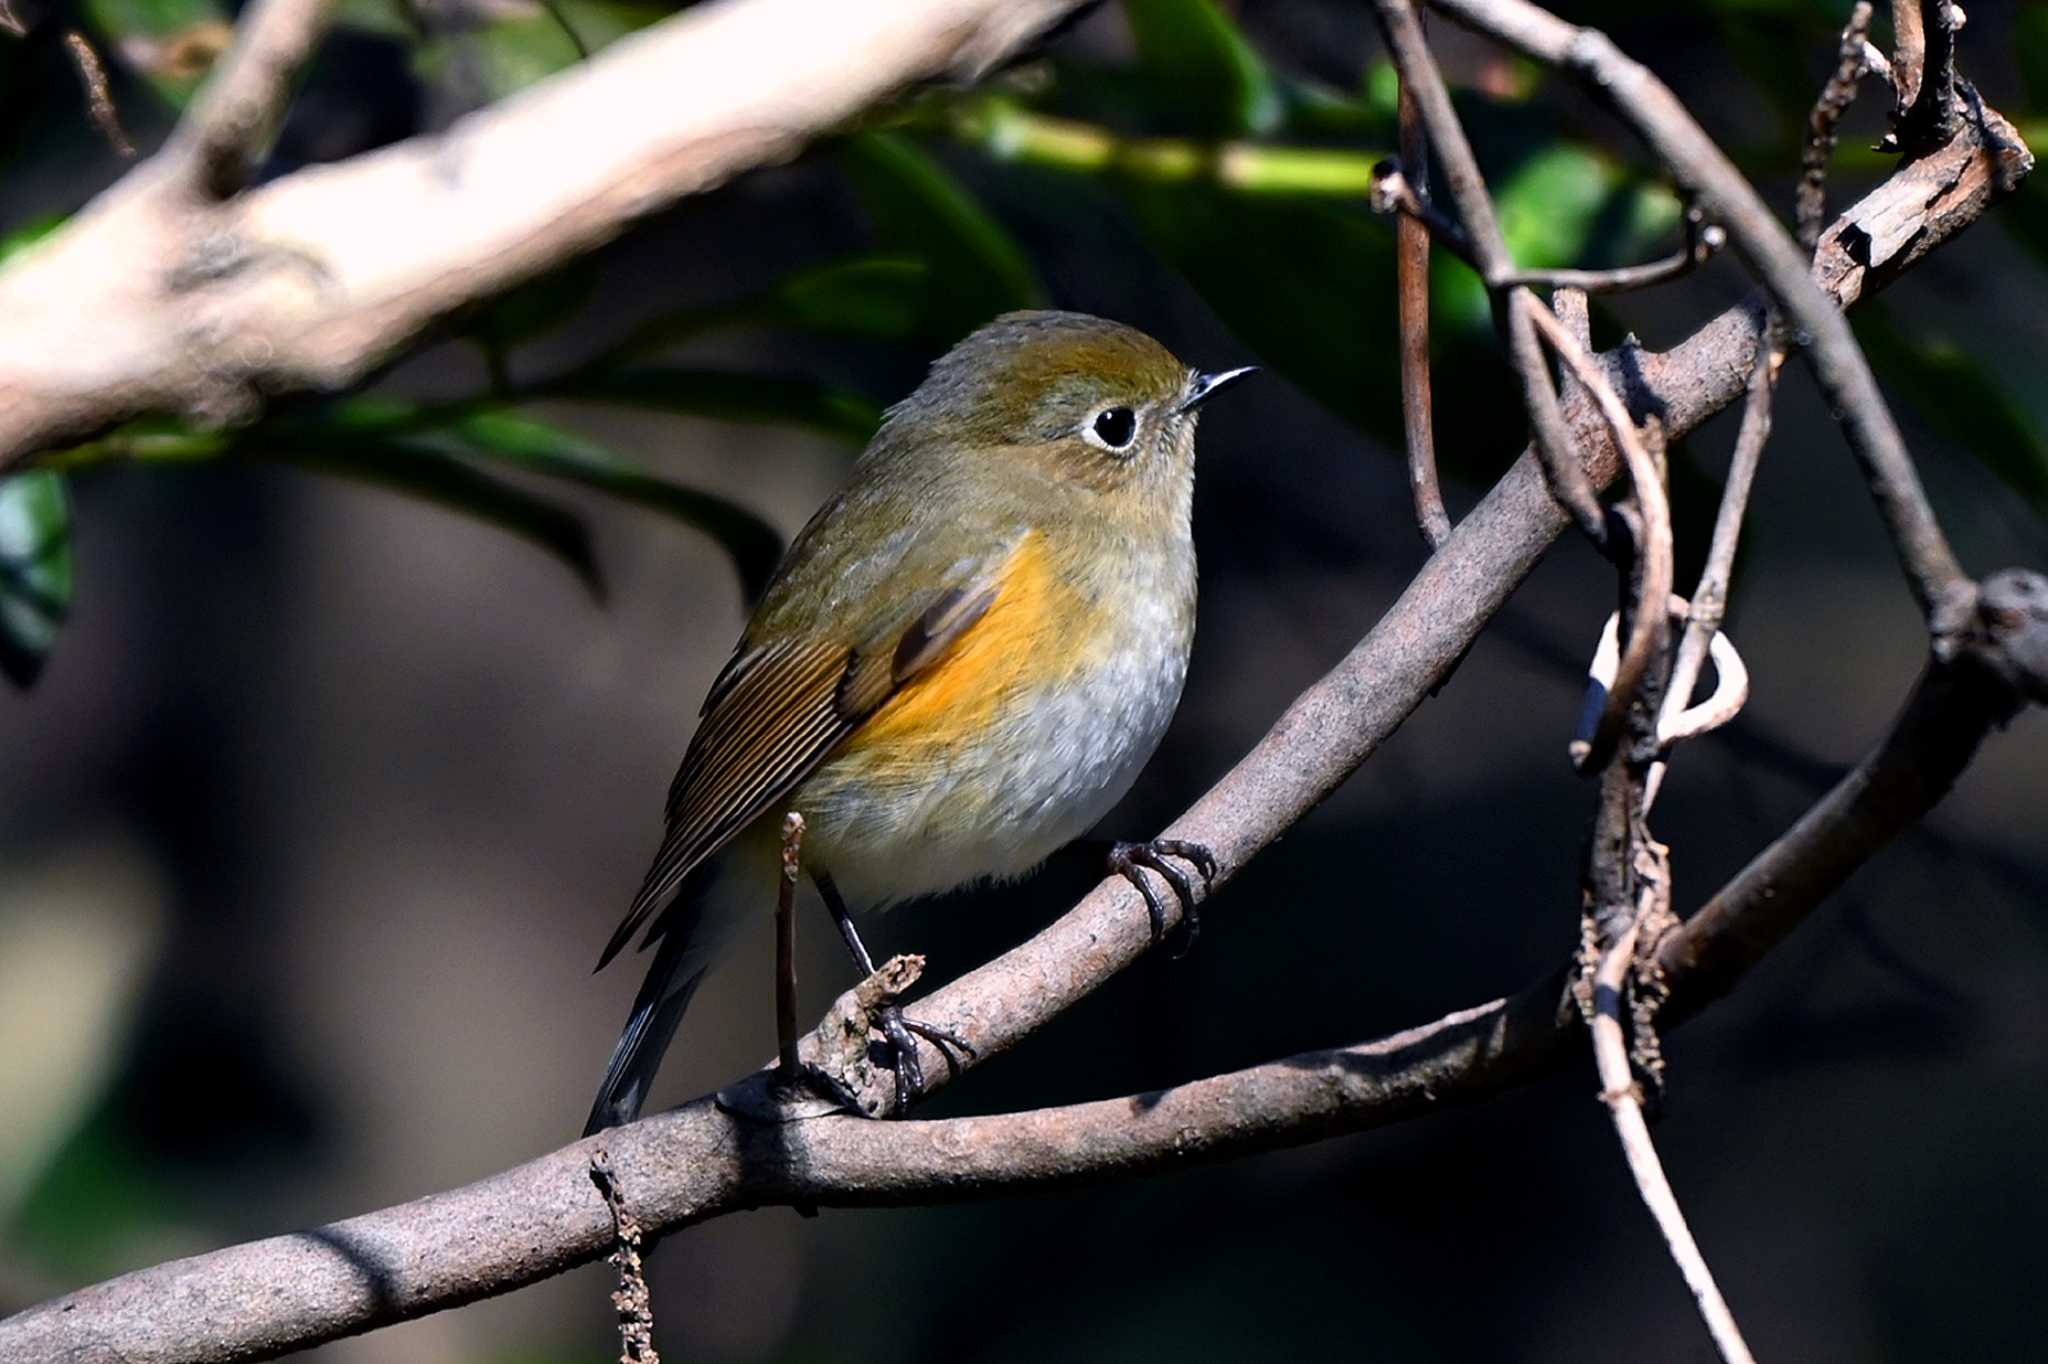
1178,365 -> 1257,414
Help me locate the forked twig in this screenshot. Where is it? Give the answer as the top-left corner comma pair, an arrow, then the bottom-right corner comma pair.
1427,0 -> 1974,638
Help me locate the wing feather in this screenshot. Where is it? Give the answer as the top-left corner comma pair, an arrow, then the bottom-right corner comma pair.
595,546 -> 1012,971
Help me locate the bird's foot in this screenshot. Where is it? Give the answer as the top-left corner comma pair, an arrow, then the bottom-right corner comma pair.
874,1005 -> 976,1111
1108,838 -> 1218,958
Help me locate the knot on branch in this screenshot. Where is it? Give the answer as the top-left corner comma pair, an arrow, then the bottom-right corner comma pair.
807,952 -> 927,1115
1970,568 -> 2048,709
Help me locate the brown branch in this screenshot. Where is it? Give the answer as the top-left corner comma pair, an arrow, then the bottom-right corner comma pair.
1644,338 -> 1779,810
1893,0 -> 1961,154
1428,0 -> 1983,640
1371,163 -> 1724,295
0,0 -> 1094,470
61,30 -> 136,159
2,96 -> 2036,1364
1657,572 -> 2048,1016
1370,0 -> 1610,550
1799,2 -> 1875,252
11,574 -> 2042,1364
1522,297 -> 1674,775
1395,55 -> 1449,550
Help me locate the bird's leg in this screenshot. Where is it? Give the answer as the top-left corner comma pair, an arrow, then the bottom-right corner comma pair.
813,871 -> 975,1111
1106,838 -> 1218,958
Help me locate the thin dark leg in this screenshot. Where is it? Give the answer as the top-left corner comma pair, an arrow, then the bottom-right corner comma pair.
813,871 -> 975,1109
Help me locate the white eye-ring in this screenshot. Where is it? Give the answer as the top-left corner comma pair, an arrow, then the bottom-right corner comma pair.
1082,405 -> 1139,453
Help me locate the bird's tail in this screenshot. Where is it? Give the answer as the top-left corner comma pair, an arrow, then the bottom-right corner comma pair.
583,878 -> 727,1136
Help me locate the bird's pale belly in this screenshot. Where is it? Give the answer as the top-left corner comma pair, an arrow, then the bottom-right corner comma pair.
790,581 -> 1193,907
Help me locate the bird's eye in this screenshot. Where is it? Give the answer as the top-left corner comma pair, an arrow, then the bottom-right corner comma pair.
1087,406 -> 1138,452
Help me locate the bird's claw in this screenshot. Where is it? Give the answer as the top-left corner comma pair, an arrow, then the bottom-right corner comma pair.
1108,838 -> 1218,958
875,1005 -> 976,1111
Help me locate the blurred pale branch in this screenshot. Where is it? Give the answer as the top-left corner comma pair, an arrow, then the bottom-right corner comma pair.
4,0 -> 2046,1350
0,0 -> 1092,471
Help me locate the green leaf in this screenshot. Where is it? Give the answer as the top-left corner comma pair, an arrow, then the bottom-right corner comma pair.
1126,183 -> 1524,475
1437,141 -> 1682,332
1857,309 -> 2048,518
552,368 -> 883,444
2020,9 -> 2048,109
411,0 -> 668,101
598,256 -> 936,363
463,256 -> 602,357
0,471 -> 74,688
421,408 -> 787,601
267,438 -> 605,598
838,133 -> 1043,341
1126,186 -> 1398,436
0,216 -> 66,271
771,255 -> 933,342
1122,0 -> 1285,137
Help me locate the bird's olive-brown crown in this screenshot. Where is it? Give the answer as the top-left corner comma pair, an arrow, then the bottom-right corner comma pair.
872,311 -> 1237,494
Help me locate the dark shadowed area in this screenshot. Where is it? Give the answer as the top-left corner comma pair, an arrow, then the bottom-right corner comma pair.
1,1 -> 2044,1360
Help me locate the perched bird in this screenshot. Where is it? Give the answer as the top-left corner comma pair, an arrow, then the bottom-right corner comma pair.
585,310 -> 1252,1134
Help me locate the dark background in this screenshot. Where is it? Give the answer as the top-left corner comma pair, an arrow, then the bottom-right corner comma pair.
2,1 -> 2045,1360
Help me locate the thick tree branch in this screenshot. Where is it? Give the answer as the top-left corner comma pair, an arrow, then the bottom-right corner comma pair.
11,573 -> 2041,1363
3,94 -> 2036,1363
0,0 -> 1089,469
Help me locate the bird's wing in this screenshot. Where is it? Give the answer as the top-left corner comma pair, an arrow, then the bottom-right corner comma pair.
593,540 -> 1017,970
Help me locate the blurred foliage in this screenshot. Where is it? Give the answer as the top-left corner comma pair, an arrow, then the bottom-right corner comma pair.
0,0 -> 2031,700
1,0 -> 2044,690
0,470 -> 72,687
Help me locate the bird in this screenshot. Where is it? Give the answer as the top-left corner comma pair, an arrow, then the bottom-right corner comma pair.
584,310 -> 1252,1135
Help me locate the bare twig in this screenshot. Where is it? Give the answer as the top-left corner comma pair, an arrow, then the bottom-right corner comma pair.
1891,0 -> 1927,113
537,0 -> 591,60
589,1151 -> 660,1364
1395,58 -> 1449,549
1371,163 -> 1725,295
1893,0 -> 1961,154
62,30 -> 136,159
775,812 -> 805,1080
1799,3 -> 1875,252
166,0 -> 335,197
1645,339 -> 1780,809
1370,0 -> 1610,549
1428,0 -> 1978,639
1522,299 -> 1674,774
1592,919 -> 1758,1364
